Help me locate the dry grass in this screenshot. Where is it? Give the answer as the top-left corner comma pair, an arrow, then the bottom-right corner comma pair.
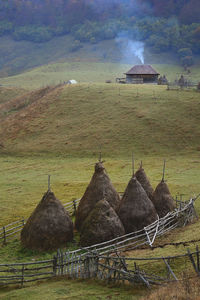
0,82 -> 200,299
143,274 -> 200,300
1,83 -> 200,157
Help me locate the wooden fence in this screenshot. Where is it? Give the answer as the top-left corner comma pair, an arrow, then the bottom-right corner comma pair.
167,82 -> 198,91
2,246 -> 200,288
55,246 -> 200,288
0,197 -> 198,287
0,259 -> 53,286
0,199 -> 80,245
0,219 -> 25,245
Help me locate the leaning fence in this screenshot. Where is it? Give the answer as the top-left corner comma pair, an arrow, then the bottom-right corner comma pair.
53,246 -> 200,288
0,197 -> 198,287
1,246 -> 200,288
0,195 -> 195,246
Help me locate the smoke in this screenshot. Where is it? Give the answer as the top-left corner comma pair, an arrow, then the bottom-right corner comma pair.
116,34 -> 145,64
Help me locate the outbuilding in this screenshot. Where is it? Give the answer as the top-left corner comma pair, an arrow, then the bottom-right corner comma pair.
125,65 -> 160,84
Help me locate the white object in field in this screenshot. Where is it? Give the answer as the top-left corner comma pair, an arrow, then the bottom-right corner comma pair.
67,80 -> 78,84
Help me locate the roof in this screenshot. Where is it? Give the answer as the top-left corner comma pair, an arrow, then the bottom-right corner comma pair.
125,65 -> 160,75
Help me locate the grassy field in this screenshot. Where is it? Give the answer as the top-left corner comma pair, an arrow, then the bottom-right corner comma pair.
0,277 -> 146,300
0,61 -> 200,89
0,80 -> 200,298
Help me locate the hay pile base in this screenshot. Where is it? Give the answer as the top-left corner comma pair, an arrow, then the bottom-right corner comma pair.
80,199 -> 125,247
135,167 -> 154,201
118,177 -> 158,233
152,180 -> 175,218
21,191 -> 73,251
75,162 -> 120,231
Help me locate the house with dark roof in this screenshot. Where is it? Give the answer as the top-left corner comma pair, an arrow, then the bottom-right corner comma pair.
125,65 -> 160,84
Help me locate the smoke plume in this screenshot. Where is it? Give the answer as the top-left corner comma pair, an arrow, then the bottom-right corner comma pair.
116,34 -> 145,64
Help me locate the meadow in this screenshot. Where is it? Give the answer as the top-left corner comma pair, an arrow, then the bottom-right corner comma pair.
1,61 -> 200,89
0,73 -> 200,299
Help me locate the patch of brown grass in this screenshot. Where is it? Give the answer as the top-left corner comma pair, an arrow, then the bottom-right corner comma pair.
142,274 -> 200,300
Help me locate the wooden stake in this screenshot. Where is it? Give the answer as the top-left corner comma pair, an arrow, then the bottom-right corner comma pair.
132,152 -> 135,177
98,144 -> 102,163
162,159 -> 166,182
140,160 -> 143,169
48,175 -> 51,191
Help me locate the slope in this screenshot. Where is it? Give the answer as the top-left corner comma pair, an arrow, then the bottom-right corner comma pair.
0,83 -> 200,157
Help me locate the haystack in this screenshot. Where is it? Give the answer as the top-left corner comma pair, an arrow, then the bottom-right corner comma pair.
80,199 -> 125,246
135,166 -> 154,201
152,180 -> 175,218
118,177 -> 158,233
21,191 -> 73,251
75,162 -> 120,231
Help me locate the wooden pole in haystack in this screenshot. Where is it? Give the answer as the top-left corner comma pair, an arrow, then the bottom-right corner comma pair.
132,152 -> 135,177
48,175 -> 51,191
162,159 -> 166,182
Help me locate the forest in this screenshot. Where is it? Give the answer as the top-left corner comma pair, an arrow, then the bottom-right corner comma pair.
0,0 -> 200,65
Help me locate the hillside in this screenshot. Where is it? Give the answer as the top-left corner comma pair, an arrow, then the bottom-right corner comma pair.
1,83 -> 200,157
0,34 -> 182,79
1,83 -> 200,299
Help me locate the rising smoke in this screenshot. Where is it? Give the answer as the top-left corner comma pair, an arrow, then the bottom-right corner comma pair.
116,34 -> 145,64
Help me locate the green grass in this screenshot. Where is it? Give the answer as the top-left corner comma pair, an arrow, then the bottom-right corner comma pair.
1,61 -> 200,89
0,80 -> 200,298
0,277 -> 146,299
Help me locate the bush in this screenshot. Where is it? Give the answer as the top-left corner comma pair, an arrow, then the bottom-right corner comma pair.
12,26 -> 53,43
69,40 -> 83,52
0,21 -> 13,36
178,48 -> 193,58
181,56 -> 194,67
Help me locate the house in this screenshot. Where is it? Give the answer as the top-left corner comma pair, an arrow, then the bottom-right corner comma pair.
125,65 -> 160,84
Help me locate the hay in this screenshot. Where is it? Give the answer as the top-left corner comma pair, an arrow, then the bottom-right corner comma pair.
118,177 -> 157,233
152,180 -> 175,218
80,199 -> 125,247
75,162 -> 120,231
21,191 -> 73,251
135,166 -> 154,201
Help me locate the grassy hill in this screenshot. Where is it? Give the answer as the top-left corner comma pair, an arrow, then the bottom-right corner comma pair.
0,34 -> 180,78
0,81 -> 200,299
1,83 -> 200,157
0,83 -> 200,223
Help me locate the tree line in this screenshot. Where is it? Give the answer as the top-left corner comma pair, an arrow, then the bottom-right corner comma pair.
0,0 -> 200,66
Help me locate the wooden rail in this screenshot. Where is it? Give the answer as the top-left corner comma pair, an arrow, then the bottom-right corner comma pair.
0,197 -> 198,287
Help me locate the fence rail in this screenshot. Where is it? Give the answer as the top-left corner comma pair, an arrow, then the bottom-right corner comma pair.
2,245 -> 200,287
0,196 -> 198,287
0,199 -> 80,245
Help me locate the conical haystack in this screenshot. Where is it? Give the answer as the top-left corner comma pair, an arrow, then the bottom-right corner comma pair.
80,199 -> 125,247
75,162 -> 120,231
118,177 -> 158,233
152,180 -> 175,218
21,191 -> 73,251
135,166 -> 154,201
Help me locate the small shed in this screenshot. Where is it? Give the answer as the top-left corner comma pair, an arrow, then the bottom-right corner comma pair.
125,65 -> 160,84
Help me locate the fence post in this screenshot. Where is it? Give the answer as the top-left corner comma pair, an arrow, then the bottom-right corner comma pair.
53,255 -> 57,276
187,249 -> 199,275
21,264 -> 25,287
3,226 -> 6,245
73,200 -> 77,216
197,246 -> 200,272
